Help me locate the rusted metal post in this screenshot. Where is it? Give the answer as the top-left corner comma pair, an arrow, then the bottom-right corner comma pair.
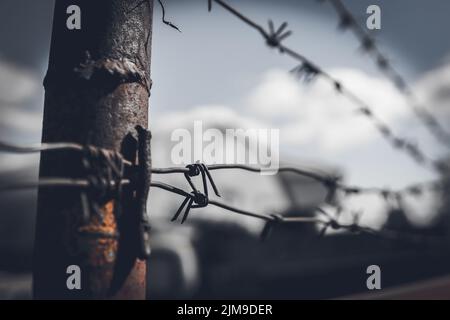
33,0 -> 153,299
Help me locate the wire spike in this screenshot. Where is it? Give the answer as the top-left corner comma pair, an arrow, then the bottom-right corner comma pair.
268,19 -> 275,34
277,30 -> 292,42
202,164 -> 221,197
181,198 -> 194,224
171,197 -> 190,222
274,22 -> 288,36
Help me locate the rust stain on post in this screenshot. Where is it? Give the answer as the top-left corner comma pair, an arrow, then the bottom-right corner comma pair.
112,260 -> 146,300
77,201 -> 118,296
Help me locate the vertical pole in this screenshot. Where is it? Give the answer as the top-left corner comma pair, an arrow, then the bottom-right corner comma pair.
33,0 -> 153,299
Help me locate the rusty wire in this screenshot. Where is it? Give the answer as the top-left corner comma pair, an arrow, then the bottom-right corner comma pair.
0,141 -> 84,153
0,140 -> 135,166
207,0 -> 448,174
0,177 -> 190,198
321,0 -> 450,149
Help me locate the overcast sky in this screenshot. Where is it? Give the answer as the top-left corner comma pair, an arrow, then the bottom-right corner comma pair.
1,0 -> 450,230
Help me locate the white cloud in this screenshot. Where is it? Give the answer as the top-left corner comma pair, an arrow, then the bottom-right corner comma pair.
149,64 -> 450,229
154,67 -> 409,156
160,68 -> 394,150
0,106 -> 42,134
247,68 -> 409,153
0,57 -> 42,136
0,59 -> 40,104
0,58 -> 42,173
416,61 -> 450,121
0,154 -> 39,175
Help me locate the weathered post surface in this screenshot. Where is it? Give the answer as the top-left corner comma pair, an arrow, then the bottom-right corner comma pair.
33,0 -> 153,299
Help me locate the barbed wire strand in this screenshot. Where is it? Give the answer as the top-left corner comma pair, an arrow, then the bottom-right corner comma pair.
0,141 -> 83,153
206,163 -> 445,199
207,0 -> 447,174
0,178 -> 191,199
0,140 -> 440,245
0,141 -> 444,200
0,141 -> 134,166
129,0 -> 181,32
157,0 -> 181,32
321,0 -> 450,149
0,177 -> 444,245
0,139 -> 446,245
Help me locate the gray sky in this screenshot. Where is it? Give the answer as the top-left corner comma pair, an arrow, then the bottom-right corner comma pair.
1,0 -> 450,72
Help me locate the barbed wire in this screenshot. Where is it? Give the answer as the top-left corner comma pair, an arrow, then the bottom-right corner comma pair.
209,164 -> 446,202
0,176 -> 354,229
1,140 -> 448,245
207,0 -> 448,174
129,0 -> 181,32
1,141 -> 445,202
1,172 -> 444,245
0,141 -> 83,153
157,0 -> 181,32
320,0 -> 450,149
154,163 -> 446,204
158,169 -> 449,245
0,140 -> 135,165
0,177 -> 193,199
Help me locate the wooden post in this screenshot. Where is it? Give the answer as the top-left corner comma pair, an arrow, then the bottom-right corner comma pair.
33,0 -> 153,299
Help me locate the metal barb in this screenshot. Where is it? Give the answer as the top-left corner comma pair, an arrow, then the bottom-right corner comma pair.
158,0 -> 182,32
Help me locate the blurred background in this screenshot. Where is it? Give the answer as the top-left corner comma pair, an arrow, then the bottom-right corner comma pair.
2,0 -> 450,299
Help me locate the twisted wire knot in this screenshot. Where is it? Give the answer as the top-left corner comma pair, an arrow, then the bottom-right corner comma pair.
80,145 -> 125,223
192,191 -> 209,208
